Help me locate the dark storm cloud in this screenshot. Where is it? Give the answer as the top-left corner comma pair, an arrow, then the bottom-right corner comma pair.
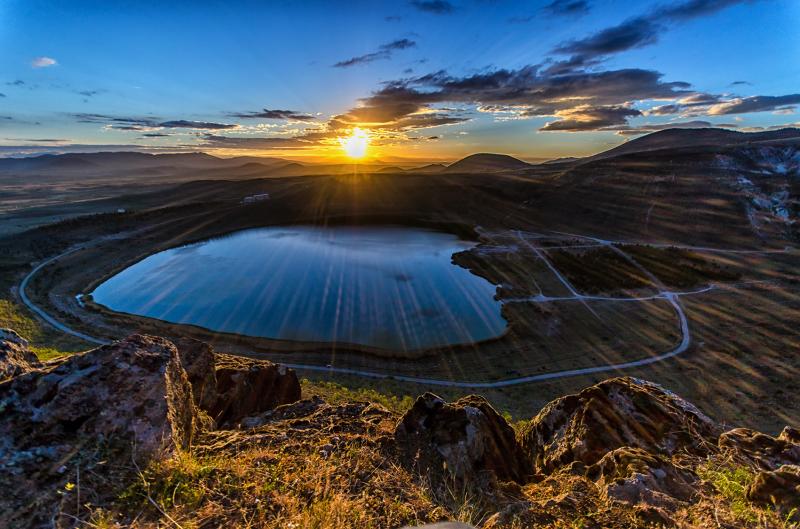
228,109 -> 316,121
333,38 -> 417,68
551,0 -> 758,71
410,0 -> 454,14
540,105 -> 641,131
544,0 -> 590,16
708,94 -> 800,115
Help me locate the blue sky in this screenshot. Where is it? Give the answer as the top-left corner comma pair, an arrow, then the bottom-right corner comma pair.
1,0 -> 798,161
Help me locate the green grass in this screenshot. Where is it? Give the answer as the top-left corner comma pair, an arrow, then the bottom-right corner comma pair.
0,298 -> 89,360
698,462 -> 760,524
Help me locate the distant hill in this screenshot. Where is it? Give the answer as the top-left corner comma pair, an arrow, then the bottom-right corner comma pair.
406,163 -> 447,174
442,153 -> 532,173
590,127 -> 800,161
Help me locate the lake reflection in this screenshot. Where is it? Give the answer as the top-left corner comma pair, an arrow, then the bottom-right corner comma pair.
92,225 -> 507,350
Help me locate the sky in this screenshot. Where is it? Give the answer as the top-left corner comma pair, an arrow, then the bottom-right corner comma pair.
1,0 -> 799,162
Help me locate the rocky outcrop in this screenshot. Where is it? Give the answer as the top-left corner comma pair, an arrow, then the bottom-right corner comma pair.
0,328 -> 40,380
719,426 -> 800,470
588,447 -> 698,513
747,464 -> 800,520
0,331 -> 301,527
519,377 -> 721,473
0,334 -> 197,526
173,337 -> 218,411
210,353 -> 301,427
395,393 -> 532,485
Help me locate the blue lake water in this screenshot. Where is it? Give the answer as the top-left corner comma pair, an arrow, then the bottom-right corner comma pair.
91,225 -> 507,351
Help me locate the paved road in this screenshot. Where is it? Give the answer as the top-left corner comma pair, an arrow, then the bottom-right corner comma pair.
19,244 -> 109,345
18,234 -> 715,387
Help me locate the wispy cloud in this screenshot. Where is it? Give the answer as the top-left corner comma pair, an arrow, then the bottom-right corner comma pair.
544,0 -> 590,16
31,56 -> 57,68
73,113 -> 239,131
333,38 -> 417,68
228,109 -> 316,121
550,0 -> 758,73
410,0 -> 454,14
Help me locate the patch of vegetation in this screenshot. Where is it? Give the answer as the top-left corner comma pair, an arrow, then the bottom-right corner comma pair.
110,442 -> 446,528
621,245 -> 741,288
0,299 -> 87,360
302,379 -> 415,414
547,247 -> 652,294
697,462 -> 762,524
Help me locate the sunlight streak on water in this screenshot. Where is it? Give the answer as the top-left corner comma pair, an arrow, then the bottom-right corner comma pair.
91,225 -> 507,351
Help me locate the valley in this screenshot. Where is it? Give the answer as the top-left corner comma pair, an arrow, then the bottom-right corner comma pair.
3,128 -> 799,433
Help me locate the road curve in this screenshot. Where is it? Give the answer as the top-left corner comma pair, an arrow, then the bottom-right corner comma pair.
18,238 -> 702,387
19,245 -> 109,345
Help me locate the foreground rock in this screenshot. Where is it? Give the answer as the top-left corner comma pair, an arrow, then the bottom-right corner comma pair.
395,393 -> 532,488
0,334 -> 197,526
747,464 -> 800,520
211,353 -> 301,427
0,331 -> 300,527
520,377 -> 721,473
0,328 -> 40,380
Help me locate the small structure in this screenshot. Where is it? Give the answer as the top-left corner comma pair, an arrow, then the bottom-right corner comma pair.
242,193 -> 270,205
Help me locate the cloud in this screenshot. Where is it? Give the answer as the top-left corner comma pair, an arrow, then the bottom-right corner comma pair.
6,80 -> 25,86
652,0 -> 755,22
605,120 -> 739,135
544,0 -> 590,16
552,17 -> 660,63
0,93 -> 5,98
707,94 -> 800,115
228,109 -> 316,121
4,138 -> 68,143
729,80 -> 752,86
333,38 -> 417,68
410,0 -> 454,14
321,66 -> 691,134
199,134 -> 314,149
647,93 -> 800,117
540,105 -> 641,131
77,90 -> 104,98
73,113 -> 239,131
141,133 -> 171,138
31,56 -> 57,68
550,0 -> 757,71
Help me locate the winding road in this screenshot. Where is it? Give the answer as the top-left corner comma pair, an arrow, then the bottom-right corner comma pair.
18,233 -> 726,388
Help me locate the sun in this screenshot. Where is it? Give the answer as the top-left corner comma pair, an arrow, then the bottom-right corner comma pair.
339,127 -> 369,159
